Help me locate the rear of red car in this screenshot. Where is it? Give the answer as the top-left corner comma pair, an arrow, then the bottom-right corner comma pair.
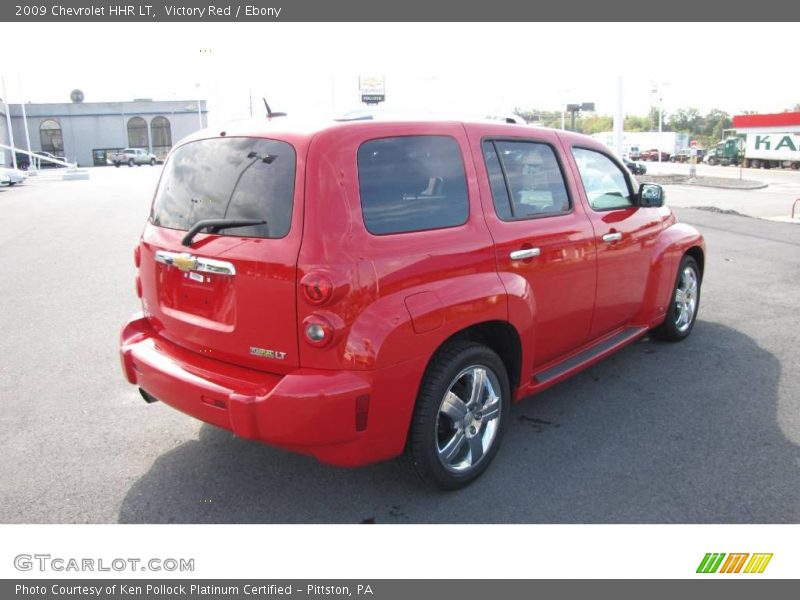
121,129 -> 373,458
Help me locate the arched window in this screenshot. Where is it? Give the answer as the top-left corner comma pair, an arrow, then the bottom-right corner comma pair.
127,117 -> 148,148
150,116 -> 172,160
40,120 -> 63,155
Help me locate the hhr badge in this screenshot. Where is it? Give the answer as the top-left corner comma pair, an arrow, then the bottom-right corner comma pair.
250,347 -> 287,360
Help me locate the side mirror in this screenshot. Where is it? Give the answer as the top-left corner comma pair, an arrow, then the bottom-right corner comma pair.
638,183 -> 664,208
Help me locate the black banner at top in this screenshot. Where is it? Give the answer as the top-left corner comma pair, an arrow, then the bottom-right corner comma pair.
2,0 -> 800,21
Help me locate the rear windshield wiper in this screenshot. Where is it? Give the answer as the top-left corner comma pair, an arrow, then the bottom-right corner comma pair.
181,218 -> 267,247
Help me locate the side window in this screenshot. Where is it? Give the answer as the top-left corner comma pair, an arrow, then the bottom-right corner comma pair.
572,147 -> 634,211
482,140 -> 571,220
357,136 -> 468,235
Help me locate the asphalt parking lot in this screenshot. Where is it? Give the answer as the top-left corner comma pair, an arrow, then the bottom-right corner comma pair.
1,165 -> 798,524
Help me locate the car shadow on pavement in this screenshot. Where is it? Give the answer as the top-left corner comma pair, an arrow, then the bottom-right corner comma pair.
117,320 -> 798,524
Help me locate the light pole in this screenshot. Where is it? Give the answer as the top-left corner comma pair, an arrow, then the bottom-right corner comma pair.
651,81 -> 669,164
560,88 -> 572,130
195,83 -> 203,129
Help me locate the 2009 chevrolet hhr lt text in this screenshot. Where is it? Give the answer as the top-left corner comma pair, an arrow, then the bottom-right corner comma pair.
120,117 -> 705,489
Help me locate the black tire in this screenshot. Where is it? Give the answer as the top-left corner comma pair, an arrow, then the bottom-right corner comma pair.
150,158 -> 156,166
652,255 -> 701,342
128,159 -> 134,167
406,341 -> 511,490
114,162 -> 120,168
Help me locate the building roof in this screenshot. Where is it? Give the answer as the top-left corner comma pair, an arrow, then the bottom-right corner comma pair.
733,112 -> 800,132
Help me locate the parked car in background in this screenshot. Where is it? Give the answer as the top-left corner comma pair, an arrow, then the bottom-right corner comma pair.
15,151 -> 67,169
0,172 -> 10,186
640,149 -> 671,161
37,152 -> 66,167
670,148 -> 706,163
0,167 -> 27,185
120,118 -> 705,489
112,148 -> 158,167
622,156 -> 647,175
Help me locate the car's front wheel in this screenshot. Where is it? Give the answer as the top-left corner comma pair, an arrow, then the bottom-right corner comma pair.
652,255 -> 701,342
407,341 -> 510,490
128,159 -> 134,167
150,158 -> 156,166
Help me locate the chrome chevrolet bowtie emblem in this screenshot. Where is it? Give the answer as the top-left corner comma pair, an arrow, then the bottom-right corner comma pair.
169,254 -> 198,272
154,250 -> 237,276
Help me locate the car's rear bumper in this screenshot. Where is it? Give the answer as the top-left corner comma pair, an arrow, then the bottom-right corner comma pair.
120,313 -> 424,466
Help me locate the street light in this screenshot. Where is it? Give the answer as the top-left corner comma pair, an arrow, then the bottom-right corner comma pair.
195,82 -> 204,129
651,81 -> 670,163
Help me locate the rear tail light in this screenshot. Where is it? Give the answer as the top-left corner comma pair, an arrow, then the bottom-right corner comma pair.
301,272 -> 334,305
303,314 -> 334,347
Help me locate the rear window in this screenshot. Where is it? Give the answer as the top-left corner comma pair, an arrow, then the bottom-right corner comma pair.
151,137 -> 295,239
357,135 -> 469,235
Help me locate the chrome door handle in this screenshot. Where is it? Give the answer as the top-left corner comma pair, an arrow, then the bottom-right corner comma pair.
602,232 -> 623,243
510,248 -> 541,260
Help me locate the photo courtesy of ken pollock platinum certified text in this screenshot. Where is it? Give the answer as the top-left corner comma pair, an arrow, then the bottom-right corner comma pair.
16,584 -> 375,596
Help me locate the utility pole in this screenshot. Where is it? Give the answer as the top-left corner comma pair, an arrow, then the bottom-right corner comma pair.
18,77 -> 34,173
1,76 -> 18,169
195,82 -> 203,129
614,76 -> 624,158
651,81 -> 670,164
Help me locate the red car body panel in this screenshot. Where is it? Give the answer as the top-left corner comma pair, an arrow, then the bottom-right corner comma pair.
120,119 -> 705,467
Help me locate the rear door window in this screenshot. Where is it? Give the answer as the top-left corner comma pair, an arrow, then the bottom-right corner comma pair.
357,135 -> 469,235
151,137 -> 295,239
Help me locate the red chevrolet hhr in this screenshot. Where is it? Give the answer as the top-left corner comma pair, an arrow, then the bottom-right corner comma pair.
120,117 -> 704,488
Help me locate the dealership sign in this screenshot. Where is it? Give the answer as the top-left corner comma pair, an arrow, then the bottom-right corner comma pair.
359,76 -> 385,104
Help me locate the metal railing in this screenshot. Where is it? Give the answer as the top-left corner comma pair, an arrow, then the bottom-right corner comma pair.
0,144 -> 77,169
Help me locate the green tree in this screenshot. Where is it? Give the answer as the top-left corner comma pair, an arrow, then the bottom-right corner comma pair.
578,114 -> 613,134
702,109 -> 732,144
668,108 -> 703,133
624,115 -> 650,131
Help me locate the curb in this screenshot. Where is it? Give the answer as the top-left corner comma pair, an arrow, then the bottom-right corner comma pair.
670,181 -> 769,191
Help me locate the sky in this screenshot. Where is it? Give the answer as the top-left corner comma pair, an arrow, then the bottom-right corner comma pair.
1,22 -> 798,127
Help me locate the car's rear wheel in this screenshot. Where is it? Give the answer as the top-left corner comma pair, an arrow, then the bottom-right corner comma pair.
652,255 -> 701,342
128,159 -> 134,167
407,341 -> 510,490
150,158 -> 156,166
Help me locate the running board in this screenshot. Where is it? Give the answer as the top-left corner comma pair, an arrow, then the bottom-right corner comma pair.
534,326 -> 648,384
